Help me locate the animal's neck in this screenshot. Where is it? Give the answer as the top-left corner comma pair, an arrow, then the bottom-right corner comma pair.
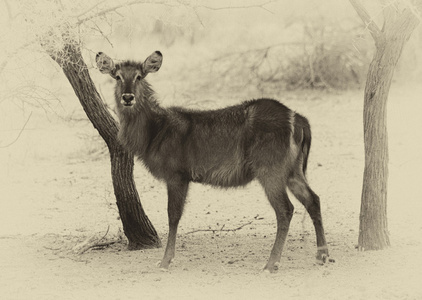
118,96 -> 165,158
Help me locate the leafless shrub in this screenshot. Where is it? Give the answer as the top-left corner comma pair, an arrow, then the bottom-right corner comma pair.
281,19 -> 372,90
194,17 -> 372,92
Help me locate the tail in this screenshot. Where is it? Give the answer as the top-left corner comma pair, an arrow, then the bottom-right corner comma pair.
293,113 -> 312,176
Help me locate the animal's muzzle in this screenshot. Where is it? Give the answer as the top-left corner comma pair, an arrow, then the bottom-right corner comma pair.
121,93 -> 135,106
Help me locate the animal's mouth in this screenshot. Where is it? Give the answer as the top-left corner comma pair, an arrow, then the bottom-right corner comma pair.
121,100 -> 135,107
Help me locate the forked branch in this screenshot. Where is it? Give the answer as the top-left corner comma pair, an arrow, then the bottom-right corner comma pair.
349,0 -> 383,42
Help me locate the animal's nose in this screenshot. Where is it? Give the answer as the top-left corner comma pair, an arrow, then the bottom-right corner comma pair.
122,93 -> 135,103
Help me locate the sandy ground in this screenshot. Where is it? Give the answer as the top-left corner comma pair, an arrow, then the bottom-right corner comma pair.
1,85 -> 422,300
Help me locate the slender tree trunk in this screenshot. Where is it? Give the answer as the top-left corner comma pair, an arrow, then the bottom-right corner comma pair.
350,0 -> 419,250
48,41 -> 161,249
359,40 -> 393,250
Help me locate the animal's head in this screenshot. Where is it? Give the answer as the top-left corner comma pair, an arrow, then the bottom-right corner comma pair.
96,51 -> 162,108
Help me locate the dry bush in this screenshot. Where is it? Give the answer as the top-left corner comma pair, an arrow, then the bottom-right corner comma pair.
281,19 -> 373,90
192,17 -> 373,93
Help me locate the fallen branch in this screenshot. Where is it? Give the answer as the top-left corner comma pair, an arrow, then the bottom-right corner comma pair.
186,221 -> 253,235
72,226 -> 123,254
72,234 -> 103,254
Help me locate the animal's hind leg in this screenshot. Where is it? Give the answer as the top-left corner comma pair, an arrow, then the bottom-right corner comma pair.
259,177 -> 294,273
287,173 -> 329,262
159,179 -> 189,270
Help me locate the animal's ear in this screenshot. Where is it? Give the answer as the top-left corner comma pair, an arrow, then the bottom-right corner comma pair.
96,52 -> 115,75
143,51 -> 162,74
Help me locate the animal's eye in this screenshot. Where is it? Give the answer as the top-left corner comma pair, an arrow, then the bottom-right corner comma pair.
115,75 -> 121,81
136,75 -> 142,81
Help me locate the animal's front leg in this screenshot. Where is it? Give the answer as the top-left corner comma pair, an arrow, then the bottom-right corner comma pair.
159,179 -> 189,270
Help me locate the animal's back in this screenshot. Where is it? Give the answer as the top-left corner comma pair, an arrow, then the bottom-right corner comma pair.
168,99 -> 295,187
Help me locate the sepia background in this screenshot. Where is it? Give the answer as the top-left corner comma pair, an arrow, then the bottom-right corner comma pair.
1,0 -> 422,299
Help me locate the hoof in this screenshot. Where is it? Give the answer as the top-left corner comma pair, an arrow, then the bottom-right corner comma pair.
316,253 -> 335,265
157,258 -> 173,271
263,262 -> 279,273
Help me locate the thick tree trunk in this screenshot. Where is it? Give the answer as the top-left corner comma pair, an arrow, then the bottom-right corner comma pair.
48,42 -> 161,249
354,3 -> 419,250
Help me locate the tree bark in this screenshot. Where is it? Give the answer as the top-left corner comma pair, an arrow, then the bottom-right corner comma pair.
350,0 -> 419,250
48,41 -> 161,250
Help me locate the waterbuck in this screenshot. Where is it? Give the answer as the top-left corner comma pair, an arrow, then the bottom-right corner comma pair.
96,51 -> 330,272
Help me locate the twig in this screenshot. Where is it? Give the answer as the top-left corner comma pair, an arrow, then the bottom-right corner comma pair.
99,225 -> 110,241
192,6 -> 205,28
43,246 -> 62,251
0,112 -> 32,148
186,221 -> 253,234
210,42 -> 304,63
93,22 -> 114,48
195,0 -> 276,14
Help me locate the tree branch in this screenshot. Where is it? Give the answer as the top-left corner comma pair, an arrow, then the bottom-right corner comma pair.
75,0 -> 276,26
45,41 -> 119,146
3,0 -> 13,22
75,0 -> 173,26
349,0 -> 383,42
70,0 -> 108,19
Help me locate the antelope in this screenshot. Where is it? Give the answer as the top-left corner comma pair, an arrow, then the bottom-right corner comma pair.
96,51 -> 330,272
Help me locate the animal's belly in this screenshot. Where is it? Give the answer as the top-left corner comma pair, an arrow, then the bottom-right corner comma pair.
190,162 -> 253,187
